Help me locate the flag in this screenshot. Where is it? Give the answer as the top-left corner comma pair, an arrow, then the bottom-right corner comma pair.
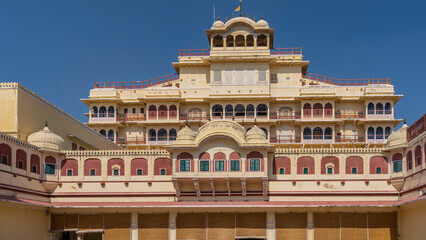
234,5 -> 241,12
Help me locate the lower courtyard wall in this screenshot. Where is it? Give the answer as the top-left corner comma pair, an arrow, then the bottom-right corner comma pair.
399,202 -> 426,240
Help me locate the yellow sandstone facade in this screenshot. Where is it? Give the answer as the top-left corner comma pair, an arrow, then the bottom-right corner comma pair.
0,15 -> 425,240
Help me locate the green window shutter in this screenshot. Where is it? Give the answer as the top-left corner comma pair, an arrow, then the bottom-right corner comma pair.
160,169 -> 166,175
215,161 -> 224,171
137,169 -> 142,175
114,169 -> 119,175
200,161 -> 209,171
376,168 -> 382,174
393,161 -> 402,172
90,169 -> 96,176
327,168 -> 332,174
279,168 -> 284,174
45,164 -> 55,175
231,160 -> 239,171
180,160 -> 190,171
32,165 -> 37,173
67,170 -> 72,176
18,161 -> 23,169
352,168 -> 357,174
2,156 -> 7,165
250,159 -> 260,171
303,168 -> 308,174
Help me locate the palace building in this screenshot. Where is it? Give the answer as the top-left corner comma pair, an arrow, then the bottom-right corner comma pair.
0,15 -> 425,240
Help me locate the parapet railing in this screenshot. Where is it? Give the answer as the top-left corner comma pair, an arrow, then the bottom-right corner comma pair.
303,73 -> 390,86
179,47 -> 302,57
408,114 -> 426,141
270,47 -> 302,55
94,73 -> 179,89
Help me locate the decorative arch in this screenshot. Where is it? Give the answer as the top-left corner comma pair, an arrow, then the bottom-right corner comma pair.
256,104 -> 268,116
368,127 -> 375,139
392,153 -> 403,161
257,34 -> 267,47
246,104 -> 255,117
16,149 -> 27,170
169,129 -> 177,141
158,129 -> 167,141
226,35 -> 234,47
273,156 -> 291,175
246,151 -> 264,171
303,103 -> 311,117
0,143 -> 12,166
376,103 -> 383,114
176,152 -> 194,172
92,106 -> 98,117
107,158 -> 125,176
407,151 -> 413,170
235,104 -> 245,117
324,103 -> 333,116
154,158 -> 172,175
367,103 -> 375,115
212,104 -> 223,117
99,106 -> 107,117
30,154 -> 40,174
385,103 -> 392,114
313,103 -> 323,116
235,35 -> 245,47
199,152 -> 211,160
108,106 -> 114,117
107,130 -> 114,141
158,105 -> 168,119
313,127 -> 323,139
131,158 -> 148,176
297,156 -> 315,174
324,127 -> 333,139
385,127 -> 392,139
148,105 -> 157,119
214,152 -> 227,172
169,105 -> 177,118
229,152 -> 241,160
246,34 -> 254,47
370,156 -> 388,174
149,129 -> 156,141
84,159 -> 101,176
213,35 -> 223,47
303,127 -> 312,139
225,104 -> 234,117
72,143 -> 77,150
61,159 -> 78,176
100,129 -> 106,137
321,156 -> 339,174
279,107 -> 292,118
345,156 -> 363,174
376,127 -> 384,139
415,145 -> 422,167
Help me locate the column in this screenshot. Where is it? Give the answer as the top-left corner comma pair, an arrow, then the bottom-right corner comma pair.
76,233 -> 84,240
131,212 -> 138,240
307,211 -> 314,240
169,211 -> 177,240
266,211 -> 275,240
49,233 -> 60,240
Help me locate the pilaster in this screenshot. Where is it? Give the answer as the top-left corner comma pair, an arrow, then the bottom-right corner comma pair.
266,211 -> 275,240
307,211 -> 314,240
169,211 -> 177,240
131,212 -> 138,240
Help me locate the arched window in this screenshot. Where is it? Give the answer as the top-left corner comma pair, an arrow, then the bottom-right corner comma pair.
189,108 -> 202,120
99,106 -> 107,118
313,127 -> 323,139
303,103 -> 312,117
212,104 -> 223,117
107,130 -> 114,141
72,143 -> 77,150
158,129 -> 167,141
92,106 -> 98,117
169,129 -> 177,141
261,128 -> 268,139
235,104 -> 245,117
257,34 -> 267,47
385,103 -> 392,114
246,104 -> 255,117
324,127 -> 333,139
148,105 -> 157,119
368,103 -> 375,115
303,128 -> 312,139
158,105 -> 167,119
376,127 -> 384,139
169,105 -> 177,118
385,127 -> 391,139
256,104 -> 268,116
225,104 -> 234,117
392,153 -> 403,172
235,35 -> 245,47
376,103 -> 383,114
149,129 -> 156,141
226,35 -> 234,47
368,127 -> 375,139
108,106 -> 114,118
213,35 -> 223,47
324,103 -> 333,116
279,107 -> 292,118
246,35 -> 254,47
100,129 -> 106,137
313,103 -> 323,117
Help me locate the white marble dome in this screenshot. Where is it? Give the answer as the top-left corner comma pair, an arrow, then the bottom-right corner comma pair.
256,19 -> 269,28
386,123 -> 408,149
245,125 -> 266,142
212,20 -> 225,28
27,125 -> 64,151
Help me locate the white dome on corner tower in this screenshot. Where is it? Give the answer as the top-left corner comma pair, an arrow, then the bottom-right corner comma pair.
27,122 -> 64,152
212,20 -> 225,28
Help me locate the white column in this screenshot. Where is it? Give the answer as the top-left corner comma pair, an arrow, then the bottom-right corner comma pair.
307,211 -> 314,240
169,212 -> 177,240
266,211 -> 275,240
76,233 -> 84,240
131,212 -> 138,240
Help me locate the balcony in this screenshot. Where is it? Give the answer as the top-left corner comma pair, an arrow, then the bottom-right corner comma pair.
148,137 -> 175,146
179,49 -> 210,57
366,110 -> 393,119
179,113 -> 209,121
116,137 -> 146,146
302,136 -> 333,144
147,111 -> 178,121
303,73 -> 390,86
270,111 -> 301,120
408,114 -> 426,141
117,114 -> 145,122
335,135 -> 365,144
211,111 -> 267,121
94,73 -> 179,89
270,136 -> 301,144
90,113 -> 115,122
367,138 -> 386,144
270,47 -> 302,55
335,111 -> 365,119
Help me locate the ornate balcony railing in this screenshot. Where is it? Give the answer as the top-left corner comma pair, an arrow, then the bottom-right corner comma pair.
117,114 -> 145,122
335,135 -> 365,143
303,73 -> 390,86
270,47 -> 302,55
179,49 -> 210,57
116,137 -> 146,145
270,111 -> 301,120
408,114 -> 426,141
270,136 -> 301,144
94,73 -> 179,89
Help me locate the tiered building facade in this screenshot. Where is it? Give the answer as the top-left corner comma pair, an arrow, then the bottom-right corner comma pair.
0,16 -> 425,240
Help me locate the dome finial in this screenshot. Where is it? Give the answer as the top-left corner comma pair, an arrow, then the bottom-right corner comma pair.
254,118 -> 257,125
45,121 -> 48,127
225,17 -> 228,22
185,120 -> 190,127
218,15 -> 220,21
261,14 -> 263,19
247,13 -> 249,18
253,16 -> 256,21
232,13 -> 234,18
404,118 -> 407,124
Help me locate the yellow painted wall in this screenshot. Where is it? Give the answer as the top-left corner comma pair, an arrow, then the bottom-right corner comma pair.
0,203 -> 49,240
399,203 -> 426,240
0,87 -> 18,136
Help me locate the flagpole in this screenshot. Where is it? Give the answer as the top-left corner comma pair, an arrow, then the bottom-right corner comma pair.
239,1 -> 242,17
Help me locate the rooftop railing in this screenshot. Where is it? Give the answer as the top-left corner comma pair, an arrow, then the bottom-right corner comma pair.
270,47 -> 302,55
94,73 -> 179,89
408,114 -> 426,141
303,73 -> 390,86
179,49 -> 210,57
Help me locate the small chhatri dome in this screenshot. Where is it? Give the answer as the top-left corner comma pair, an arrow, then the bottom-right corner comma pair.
27,123 -> 64,151
386,123 -> 408,149
176,125 -> 197,142
212,20 -> 225,28
245,124 -> 266,142
256,19 -> 269,28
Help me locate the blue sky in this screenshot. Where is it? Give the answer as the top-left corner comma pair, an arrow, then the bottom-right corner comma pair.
0,0 -> 425,126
